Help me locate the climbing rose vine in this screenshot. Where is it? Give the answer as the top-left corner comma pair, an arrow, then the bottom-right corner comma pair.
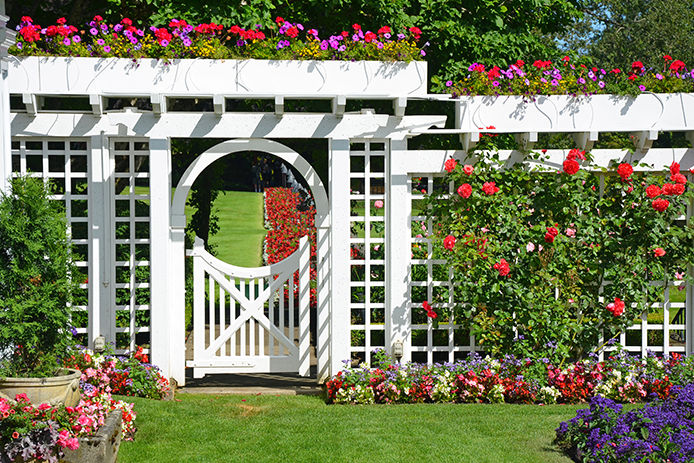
425,145 -> 694,365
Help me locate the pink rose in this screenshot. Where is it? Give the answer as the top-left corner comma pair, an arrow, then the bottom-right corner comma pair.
463,164 -> 474,175
374,200 -> 384,209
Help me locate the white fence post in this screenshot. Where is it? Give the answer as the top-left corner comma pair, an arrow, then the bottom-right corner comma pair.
88,134 -> 113,348
329,138 -> 351,375
387,138 -> 412,362
298,236 -> 311,376
148,137 -> 171,377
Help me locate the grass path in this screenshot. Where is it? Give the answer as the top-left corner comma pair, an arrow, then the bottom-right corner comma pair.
187,190 -> 265,267
118,394 -> 580,463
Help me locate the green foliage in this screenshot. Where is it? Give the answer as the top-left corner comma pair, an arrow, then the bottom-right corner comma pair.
558,0 -> 694,71
0,176 -> 81,377
424,138 -> 694,365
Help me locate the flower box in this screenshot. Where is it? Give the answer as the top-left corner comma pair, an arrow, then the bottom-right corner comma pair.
456,93 -> 694,132
61,410 -> 122,463
7,56 -> 428,97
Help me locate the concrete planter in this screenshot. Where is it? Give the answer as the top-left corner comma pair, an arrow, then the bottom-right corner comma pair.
7,56 -> 428,97
61,411 -> 123,463
0,368 -> 81,407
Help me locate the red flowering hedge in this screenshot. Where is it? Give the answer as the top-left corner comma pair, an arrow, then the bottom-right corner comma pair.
264,187 -> 316,307
424,137 -> 694,365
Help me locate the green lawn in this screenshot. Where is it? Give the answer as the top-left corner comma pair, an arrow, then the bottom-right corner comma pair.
117,394 -> 582,463
204,190 -> 265,267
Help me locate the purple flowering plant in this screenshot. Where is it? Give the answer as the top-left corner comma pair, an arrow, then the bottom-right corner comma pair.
555,383 -> 694,463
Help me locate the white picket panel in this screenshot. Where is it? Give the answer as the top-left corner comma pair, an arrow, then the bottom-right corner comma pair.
186,235 -> 311,378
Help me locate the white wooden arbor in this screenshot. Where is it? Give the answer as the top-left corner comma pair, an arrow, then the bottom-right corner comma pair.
0,52 -> 692,385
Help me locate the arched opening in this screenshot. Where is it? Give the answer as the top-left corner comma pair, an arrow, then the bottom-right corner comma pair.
169,139 -> 329,386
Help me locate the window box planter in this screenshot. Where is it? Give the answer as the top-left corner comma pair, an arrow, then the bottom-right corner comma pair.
7,56 -> 428,97
456,93 -> 694,132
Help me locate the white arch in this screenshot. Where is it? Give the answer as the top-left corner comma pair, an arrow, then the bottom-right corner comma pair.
171,138 -> 328,221
167,138 -> 329,386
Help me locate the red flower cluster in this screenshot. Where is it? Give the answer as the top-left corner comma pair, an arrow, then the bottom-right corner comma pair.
617,162 -> 633,181
481,181 -> 499,195
606,297 -> 625,316
648,163 -> 688,209
652,197 -> 670,211
422,301 -> 437,319
444,158 -> 458,173
264,188 -> 317,307
443,234 -> 456,251
544,226 -> 559,243
547,363 -> 604,403
562,149 -> 584,175
457,183 -> 472,198
493,258 -> 510,276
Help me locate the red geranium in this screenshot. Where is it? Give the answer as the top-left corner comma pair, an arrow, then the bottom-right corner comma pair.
670,60 -> 686,73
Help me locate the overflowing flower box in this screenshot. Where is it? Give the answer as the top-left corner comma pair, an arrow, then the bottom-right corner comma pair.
456,93 -> 694,132
7,56 -> 428,97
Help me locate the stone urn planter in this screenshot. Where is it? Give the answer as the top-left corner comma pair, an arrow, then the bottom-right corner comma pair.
0,368 -> 81,407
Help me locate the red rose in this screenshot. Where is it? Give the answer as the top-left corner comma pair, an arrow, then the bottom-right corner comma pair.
670,162 -> 680,175
563,159 -> 580,175
463,164 -> 474,175
544,232 -> 555,243
653,247 -> 666,257
547,227 -> 559,237
607,297 -> 625,316
617,163 -> 633,180
444,158 -> 458,173
567,148 -> 586,161
671,173 -> 687,184
662,183 -> 681,195
482,181 -> 499,195
646,185 -> 661,198
652,198 -> 670,211
493,258 -> 510,276
457,183 -> 472,198
443,235 -> 456,251
672,184 -> 685,195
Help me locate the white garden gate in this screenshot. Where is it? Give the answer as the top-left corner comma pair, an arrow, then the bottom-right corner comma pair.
186,236 -> 311,378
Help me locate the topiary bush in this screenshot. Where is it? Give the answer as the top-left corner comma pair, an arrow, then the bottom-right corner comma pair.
0,176 -> 81,377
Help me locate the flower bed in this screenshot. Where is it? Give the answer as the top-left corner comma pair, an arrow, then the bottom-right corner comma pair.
324,350 -> 694,405
0,391 -> 133,462
263,187 -> 317,307
555,384 -> 694,462
62,347 -> 170,400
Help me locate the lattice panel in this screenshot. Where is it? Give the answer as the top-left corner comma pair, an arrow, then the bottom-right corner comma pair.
10,138 -> 90,344
112,139 -> 151,353
409,174 -> 478,364
349,140 -> 387,365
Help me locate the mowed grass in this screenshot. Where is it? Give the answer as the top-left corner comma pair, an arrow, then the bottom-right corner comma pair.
205,190 -> 265,267
117,394 -> 581,463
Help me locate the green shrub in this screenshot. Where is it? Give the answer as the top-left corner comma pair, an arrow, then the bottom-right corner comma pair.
0,176 -> 81,377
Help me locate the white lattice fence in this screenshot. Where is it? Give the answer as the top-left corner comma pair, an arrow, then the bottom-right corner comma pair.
10,138 -> 90,344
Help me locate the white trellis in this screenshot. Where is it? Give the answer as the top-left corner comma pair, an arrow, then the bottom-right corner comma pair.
0,48 -> 692,385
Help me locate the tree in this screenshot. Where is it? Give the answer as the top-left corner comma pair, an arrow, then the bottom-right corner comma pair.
557,0 -> 694,70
